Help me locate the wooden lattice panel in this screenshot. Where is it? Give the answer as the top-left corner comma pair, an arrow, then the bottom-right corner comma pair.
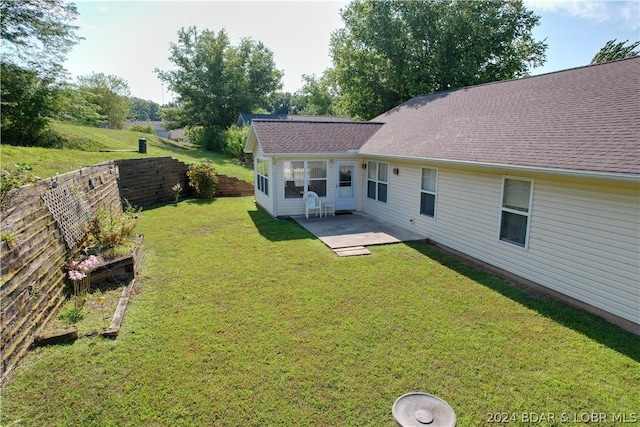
42,185 -> 91,250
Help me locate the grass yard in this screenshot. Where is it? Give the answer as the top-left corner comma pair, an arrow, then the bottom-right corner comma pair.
1,121 -> 254,183
1,197 -> 638,426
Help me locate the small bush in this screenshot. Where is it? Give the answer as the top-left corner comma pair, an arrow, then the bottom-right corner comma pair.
128,125 -> 155,135
187,161 -> 218,199
185,126 -> 225,151
222,125 -> 250,163
1,232 -> 18,250
59,304 -> 84,325
1,163 -> 38,210
83,202 -> 139,250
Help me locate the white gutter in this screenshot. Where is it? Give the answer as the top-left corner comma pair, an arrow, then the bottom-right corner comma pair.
266,152 -> 361,159
360,152 -> 640,183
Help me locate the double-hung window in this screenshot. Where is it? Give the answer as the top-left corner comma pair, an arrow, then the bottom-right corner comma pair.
256,158 -> 269,195
499,177 -> 533,247
367,161 -> 388,202
284,161 -> 327,198
420,168 -> 437,217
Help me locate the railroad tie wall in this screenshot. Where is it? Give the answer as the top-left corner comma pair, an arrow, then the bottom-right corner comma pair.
1,161 -> 120,383
1,156 -> 254,383
115,157 -> 189,207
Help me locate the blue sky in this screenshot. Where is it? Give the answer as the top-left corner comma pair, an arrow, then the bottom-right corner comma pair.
65,1 -> 640,105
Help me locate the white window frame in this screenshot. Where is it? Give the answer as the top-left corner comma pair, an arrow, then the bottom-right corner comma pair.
256,158 -> 269,196
283,160 -> 328,199
367,161 -> 388,203
419,167 -> 438,218
498,176 -> 534,249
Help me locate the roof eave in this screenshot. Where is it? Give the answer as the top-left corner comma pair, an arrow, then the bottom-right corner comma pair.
261,151 -> 360,159
360,153 -> 640,182
243,126 -> 259,153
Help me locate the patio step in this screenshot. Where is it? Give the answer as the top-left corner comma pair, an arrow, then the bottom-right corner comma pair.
334,246 -> 371,257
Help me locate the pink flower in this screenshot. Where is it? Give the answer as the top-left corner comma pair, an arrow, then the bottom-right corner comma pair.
68,270 -> 86,281
78,255 -> 102,272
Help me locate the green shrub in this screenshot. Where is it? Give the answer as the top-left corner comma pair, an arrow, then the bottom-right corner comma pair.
1,232 -> 18,250
128,125 -> 155,134
187,161 -> 218,199
0,163 -> 38,210
83,202 -> 139,250
58,304 -> 84,325
185,126 -> 225,151
222,125 -> 250,162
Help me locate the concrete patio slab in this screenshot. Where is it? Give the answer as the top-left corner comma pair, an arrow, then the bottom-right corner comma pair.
292,212 -> 425,252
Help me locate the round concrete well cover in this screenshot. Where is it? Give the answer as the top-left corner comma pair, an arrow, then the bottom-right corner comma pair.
392,392 -> 456,427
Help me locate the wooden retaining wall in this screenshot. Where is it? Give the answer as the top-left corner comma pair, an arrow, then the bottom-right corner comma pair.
115,157 -> 189,207
1,161 -> 121,383
215,175 -> 254,197
1,156 -> 254,383
116,156 -> 254,206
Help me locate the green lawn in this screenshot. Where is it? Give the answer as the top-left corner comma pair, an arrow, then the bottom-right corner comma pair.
1,121 -> 254,183
1,197 -> 638,426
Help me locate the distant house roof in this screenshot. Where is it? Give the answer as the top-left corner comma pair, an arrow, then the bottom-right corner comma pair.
237,113 -> 353,127
361,58 -> 640,175
246,120 -> 383,154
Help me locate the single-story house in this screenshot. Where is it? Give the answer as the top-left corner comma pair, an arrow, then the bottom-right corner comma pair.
244,58 -> 640,333
237,113 -> 353,127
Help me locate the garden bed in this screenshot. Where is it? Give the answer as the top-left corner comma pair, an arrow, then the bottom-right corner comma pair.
33,238 -> 144,344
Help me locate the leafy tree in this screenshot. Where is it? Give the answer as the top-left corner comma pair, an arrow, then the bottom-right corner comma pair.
159,103 -> 184,131
0,62 -> 61,146
0,0 -> 81,145
156,27 -> 283,147
293,73 -> 339,116
591,39 -> 640,64
0,0 -> 81,77
267,92 -> 294,114
129,97 -> 162,121
56,83 -> 104,125
77,73 -> 131,128
330,0 -> 547,119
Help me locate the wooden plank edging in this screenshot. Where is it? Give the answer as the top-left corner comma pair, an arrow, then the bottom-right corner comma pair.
101,279 -> 135,338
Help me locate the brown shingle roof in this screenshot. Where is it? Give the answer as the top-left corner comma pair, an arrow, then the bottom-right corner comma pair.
252,120 -> 383,154
363,58 -> 640,175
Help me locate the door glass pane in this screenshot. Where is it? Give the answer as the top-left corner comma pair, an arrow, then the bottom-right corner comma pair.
339,166 -> 353,187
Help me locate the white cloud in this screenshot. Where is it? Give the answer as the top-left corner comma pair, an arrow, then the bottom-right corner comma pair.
75,18 -> 95,30
525,0 -> 640,30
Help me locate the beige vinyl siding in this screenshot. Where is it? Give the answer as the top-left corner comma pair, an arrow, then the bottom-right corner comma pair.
361,161 -> 639,325
253,144 -> 274,216
527,178 -> 639,321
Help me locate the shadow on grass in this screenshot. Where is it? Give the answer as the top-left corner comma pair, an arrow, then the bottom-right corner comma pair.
140,198 -> 218,212
405,241 -> 640,362
248,209 -> 315,242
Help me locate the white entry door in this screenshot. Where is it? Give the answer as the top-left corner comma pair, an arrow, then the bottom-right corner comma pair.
335,161 -> 357,211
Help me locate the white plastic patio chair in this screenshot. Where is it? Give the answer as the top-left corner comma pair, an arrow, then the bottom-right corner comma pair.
303,191 -> 322,219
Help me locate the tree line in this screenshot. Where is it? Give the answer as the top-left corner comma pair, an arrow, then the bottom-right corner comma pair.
2,0 -> 638,150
